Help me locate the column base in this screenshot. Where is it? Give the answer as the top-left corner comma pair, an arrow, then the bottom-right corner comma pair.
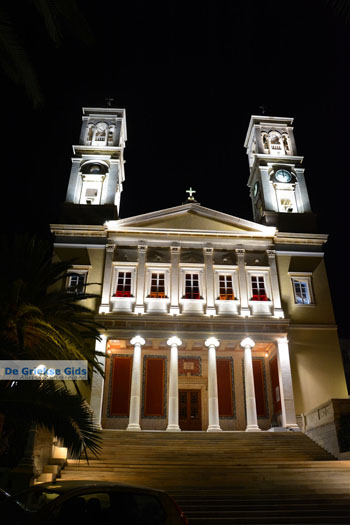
206,306 -> 216,316
245,425 -> 261,432
207,425 -> 222,432
166,425 -> 181,432
134,305 -> 145,314
170,306 -> 180,315
273,308 -> 285,318
98,304 -> 110,314
126,424 -> 141,431
240,307 -> 250,317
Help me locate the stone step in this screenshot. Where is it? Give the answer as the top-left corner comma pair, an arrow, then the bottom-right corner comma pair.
59,430 -> 348,523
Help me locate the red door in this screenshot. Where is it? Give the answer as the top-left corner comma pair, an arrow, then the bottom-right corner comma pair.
179,389 -> 202,430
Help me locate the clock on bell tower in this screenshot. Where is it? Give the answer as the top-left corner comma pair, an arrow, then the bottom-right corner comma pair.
244,115 -> 316,232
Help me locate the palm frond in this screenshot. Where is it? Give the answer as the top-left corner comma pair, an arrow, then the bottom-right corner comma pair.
0,381 -> 102,458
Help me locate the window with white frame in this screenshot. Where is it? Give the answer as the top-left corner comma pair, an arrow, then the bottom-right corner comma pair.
114,271 -> 132,297
218,274 -> 235,300
184,272 -> 201,299
250,275 -> 269,301
111,265 -> 139,299
66,271 -> 88,294
292,276 -> 313,305
149,272 -> 166,298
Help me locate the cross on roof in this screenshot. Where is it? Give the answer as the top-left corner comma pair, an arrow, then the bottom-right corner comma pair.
105,96 -> 114,107
186,187 -> 196,201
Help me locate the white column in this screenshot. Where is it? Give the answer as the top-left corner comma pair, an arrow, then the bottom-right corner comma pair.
204,247 -> 216,316
277,338 -> 299,429
127,336 -> 145,431
90,335 -> 107,428
166,336 -> 182,431
99,245 -> 115,313
135,244 -> 147,314
236,249 -> 250,316
267,250 -> 284,319
170,246 -> 181,315
241,337 -> 261,432
205,337 -> 222,432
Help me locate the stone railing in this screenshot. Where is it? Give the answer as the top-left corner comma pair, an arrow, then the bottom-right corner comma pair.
302,399 -> 350,459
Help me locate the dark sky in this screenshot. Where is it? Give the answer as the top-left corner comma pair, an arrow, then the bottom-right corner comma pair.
1,0 -> 349,335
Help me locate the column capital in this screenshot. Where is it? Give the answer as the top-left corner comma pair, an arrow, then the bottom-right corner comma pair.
167,336 -> 182,347
170,245 -> 181,254
138,244 -> 147,253
204,246 -> 214,255
266,249 -> 276,258
106,244 -> 115,253
130,335 -> 145,346
235,248 -> 245,256
277,337 -> 289,345
241,337 -> 255,349
205,337 -> 220,348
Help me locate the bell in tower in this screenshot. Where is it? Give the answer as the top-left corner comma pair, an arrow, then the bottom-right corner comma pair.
244,115 -> 317,233
61,107 -> 127,225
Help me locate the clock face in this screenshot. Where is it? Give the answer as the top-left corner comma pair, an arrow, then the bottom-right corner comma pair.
275,169 -> 292,183
253,181 -> 259,197
89,164 -> 102,174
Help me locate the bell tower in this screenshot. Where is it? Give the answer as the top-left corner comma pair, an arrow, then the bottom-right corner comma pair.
244,115 -> 316,232
62,107 -> 127,224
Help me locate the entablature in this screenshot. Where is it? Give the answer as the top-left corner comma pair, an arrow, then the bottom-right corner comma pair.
96,312 -> 290,341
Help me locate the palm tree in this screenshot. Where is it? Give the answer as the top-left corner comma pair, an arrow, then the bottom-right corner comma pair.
0,381 -> 101,465
0,235 -> 104,376
0,234 -> 104,464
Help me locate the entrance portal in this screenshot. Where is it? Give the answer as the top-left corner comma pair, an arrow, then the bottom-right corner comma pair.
179,389 -> 202,430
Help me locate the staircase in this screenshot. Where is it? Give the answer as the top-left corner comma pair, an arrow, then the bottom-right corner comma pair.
59,431 -> 350,523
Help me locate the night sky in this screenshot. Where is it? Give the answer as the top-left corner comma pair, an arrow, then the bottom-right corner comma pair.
1,1 -> 349,335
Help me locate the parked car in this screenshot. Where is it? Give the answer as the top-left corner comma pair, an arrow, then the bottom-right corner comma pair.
3,480 -> 188,524
0,488 -> 35,524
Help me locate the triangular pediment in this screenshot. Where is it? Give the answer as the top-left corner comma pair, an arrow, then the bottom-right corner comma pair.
108,204 -> 275,236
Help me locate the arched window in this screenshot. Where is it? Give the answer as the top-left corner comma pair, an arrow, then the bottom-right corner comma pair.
92,122 -> 108,145
85,124 -> 95,145
108,125 -> 116,145
282,133 -> 291,155
261,132 -> 270,153
268,131 -> 283,154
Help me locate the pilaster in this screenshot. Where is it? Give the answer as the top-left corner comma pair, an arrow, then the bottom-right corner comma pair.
135,244 -> 147,314
99,244 -> 115,313
106,159 -> 119,205
236,249 -> 250,316
170,246 -> 181,315
267,250 -> 284,318
277,338 -> 299,429
204,246 -> 215,315
65,158 -> 81,203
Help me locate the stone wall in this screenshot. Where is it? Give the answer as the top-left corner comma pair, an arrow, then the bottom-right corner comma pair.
32,428 -> 54,477
303,398 -> 350,459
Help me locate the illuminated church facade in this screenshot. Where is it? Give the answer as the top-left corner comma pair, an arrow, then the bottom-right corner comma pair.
51,108 -> 348,439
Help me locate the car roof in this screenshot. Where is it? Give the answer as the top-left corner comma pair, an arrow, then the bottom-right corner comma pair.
22,480 -> 164,495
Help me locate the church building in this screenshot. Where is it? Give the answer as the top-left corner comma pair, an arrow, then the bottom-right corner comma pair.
51,108 -> 348,441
